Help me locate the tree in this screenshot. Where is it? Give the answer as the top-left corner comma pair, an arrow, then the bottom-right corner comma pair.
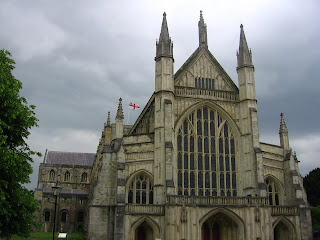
311,205 -> 320,228
304,168 -> 320,206
0,49 -> 41,239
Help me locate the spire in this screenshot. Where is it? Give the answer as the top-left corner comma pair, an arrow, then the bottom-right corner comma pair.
279,113 -> 288,134
279,113 -> 290,149
116,98 -> 124,120
156,12 -> 173,58
107,111 -> 111,126
198,10 -> 208,48
237,24 -> 253,68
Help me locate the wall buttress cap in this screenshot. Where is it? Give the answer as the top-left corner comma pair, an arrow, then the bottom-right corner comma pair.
237,24 -> 253,68
116,98 -> 124,120
156,12 -> 173,58
279,113 -> 288,134
107,111 -> 111,126
198,10 -> 208,48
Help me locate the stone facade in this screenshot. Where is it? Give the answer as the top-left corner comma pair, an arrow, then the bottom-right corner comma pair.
36,11 -> 313,240
86,12 -> 312,240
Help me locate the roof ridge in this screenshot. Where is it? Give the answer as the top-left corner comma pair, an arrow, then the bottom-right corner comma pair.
48,150 -> 95,154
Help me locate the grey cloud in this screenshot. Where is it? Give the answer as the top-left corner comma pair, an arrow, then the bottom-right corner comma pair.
1,1 -> 319,189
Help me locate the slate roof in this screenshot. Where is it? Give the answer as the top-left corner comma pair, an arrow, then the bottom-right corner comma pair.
44,151 -> 95,166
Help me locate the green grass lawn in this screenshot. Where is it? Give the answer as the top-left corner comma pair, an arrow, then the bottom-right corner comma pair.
1,232 -> 84,240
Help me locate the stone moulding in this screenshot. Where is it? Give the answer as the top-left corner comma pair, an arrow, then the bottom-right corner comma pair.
175,86 -> 239,101
166,195 -> 269,206
271,206 -> 299,216
125,204 -> 165,216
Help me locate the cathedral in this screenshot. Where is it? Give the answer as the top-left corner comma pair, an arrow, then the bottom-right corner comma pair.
35,12 -> 313,240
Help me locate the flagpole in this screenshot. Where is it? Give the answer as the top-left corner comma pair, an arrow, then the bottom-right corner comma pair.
127,108 -> 129,125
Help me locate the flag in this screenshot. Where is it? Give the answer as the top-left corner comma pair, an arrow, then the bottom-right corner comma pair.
129,103 -> 140,110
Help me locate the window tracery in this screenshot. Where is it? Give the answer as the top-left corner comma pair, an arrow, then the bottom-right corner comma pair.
177,106 -> 237,196
266,178 -> 280,205
127,174 -> 153,204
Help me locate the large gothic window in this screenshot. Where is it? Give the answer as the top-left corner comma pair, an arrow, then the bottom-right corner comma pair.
177,106 -> 237,197
127,174 -> 153,204
266,178 -> 280,205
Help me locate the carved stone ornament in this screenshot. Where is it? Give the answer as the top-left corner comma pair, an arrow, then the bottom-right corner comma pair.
180,206 -> 187,222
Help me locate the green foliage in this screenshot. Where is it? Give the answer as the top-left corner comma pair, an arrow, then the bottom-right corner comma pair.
0,49 -> 41,239
311,206 -> 320,228
303,168 -> 320,206
0,232 -> 84,240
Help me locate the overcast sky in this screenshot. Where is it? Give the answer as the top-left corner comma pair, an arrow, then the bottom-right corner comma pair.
0,0 -> 319,189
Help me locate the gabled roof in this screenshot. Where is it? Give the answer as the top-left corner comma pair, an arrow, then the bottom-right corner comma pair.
174,47 -> 239,93
44,151 -> 95,166
128,94 -> 155,135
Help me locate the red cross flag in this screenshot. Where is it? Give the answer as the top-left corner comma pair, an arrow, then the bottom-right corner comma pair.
129,103 -> 140,110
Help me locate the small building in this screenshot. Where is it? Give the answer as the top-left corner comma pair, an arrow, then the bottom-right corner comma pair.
34,151 -> 94,233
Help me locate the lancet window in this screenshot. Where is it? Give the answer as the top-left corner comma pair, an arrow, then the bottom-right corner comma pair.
64,171 -> 70,182
49,170 -> 55,181
177,106 -> 237,196
81,172 -> 87,183
127,174 -> 153,204
194,77 -> 214,90
266,178 -> 280,205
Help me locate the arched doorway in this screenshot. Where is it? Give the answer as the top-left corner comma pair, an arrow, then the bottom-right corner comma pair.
274,221 -> 292,240
135,221 -> 154,240
202,212 -> 238,240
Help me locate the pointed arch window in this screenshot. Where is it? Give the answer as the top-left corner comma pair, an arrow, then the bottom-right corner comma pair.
64,171 -> 70,182
81,172 -> 87,183
127,174 -> 153,204
49,170 -> 55,181
177,106 -> 237,196
266,178 -> 280,205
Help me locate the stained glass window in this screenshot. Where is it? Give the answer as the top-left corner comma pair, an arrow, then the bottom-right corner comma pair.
266,178 -> 280,205
127,174 -> 153,204
177,106 -> 237,196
